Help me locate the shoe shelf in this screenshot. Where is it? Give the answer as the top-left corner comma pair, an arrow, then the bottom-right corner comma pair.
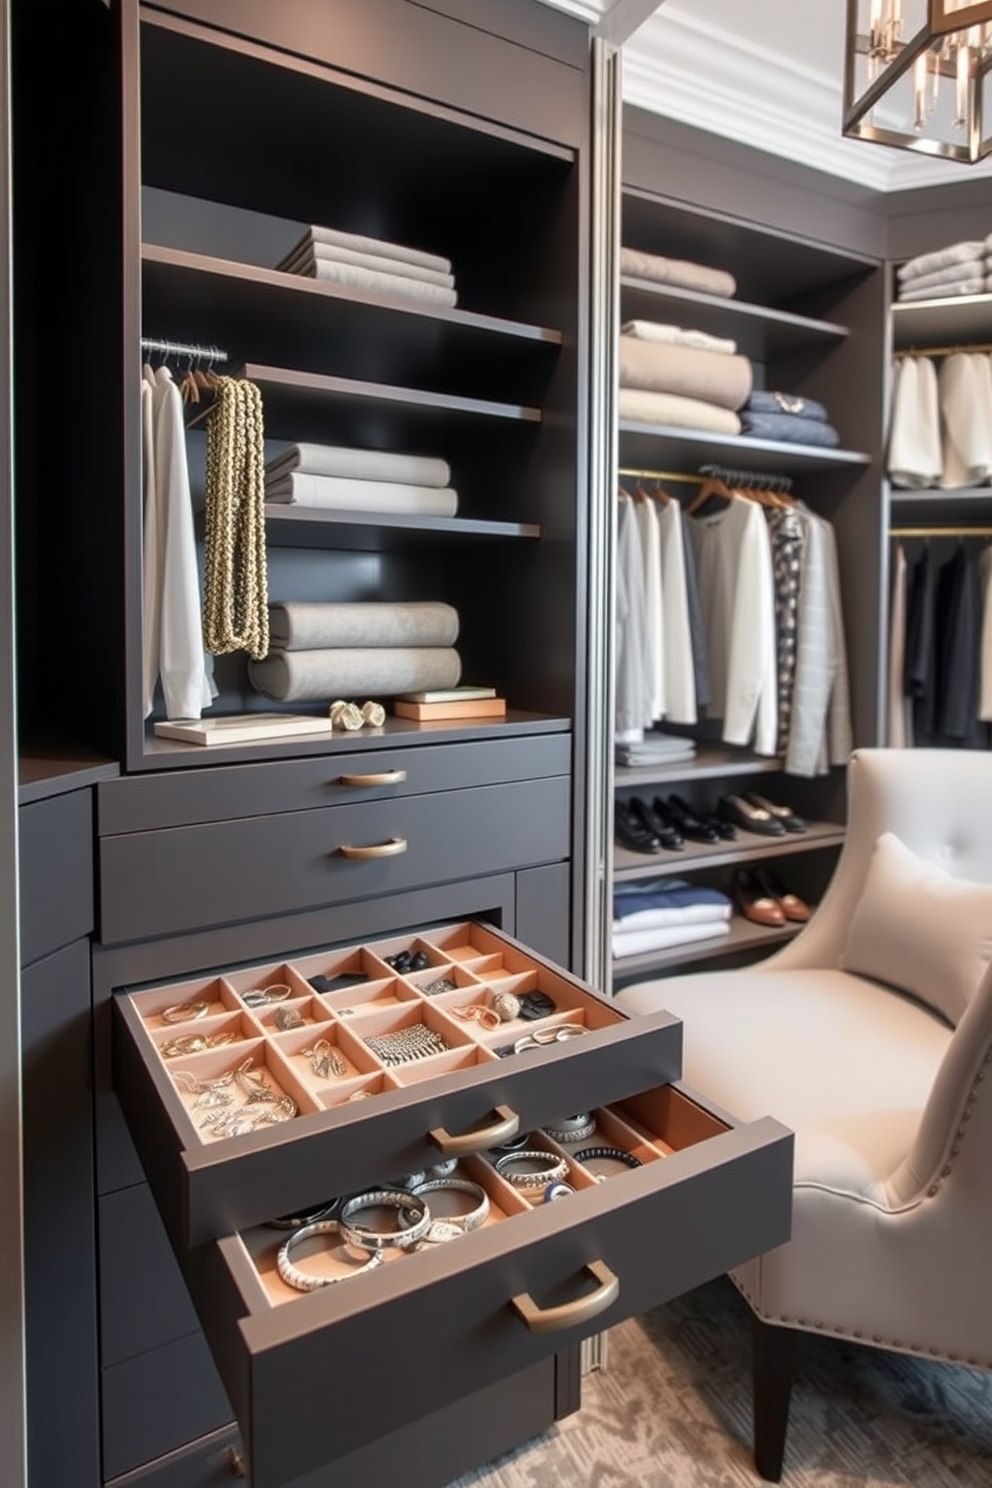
620,277 -> 848,362
613,818 -> 846,883
617,422 -> 872,476
141,245 -> 562,403
614,747 -> 786,790
612,915 -> 803,982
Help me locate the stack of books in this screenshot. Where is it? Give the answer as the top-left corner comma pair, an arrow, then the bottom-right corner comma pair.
391,686 -> 506,721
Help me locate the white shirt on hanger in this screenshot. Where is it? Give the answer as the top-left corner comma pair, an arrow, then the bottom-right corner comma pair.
635,495 -> 665,720
657,499 -> 696,725
887,356 -> 943,489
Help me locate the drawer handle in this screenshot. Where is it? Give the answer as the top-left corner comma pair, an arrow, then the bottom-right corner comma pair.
511,1259 -> 619,1335
429,1103 -> 520,1157
338,836 -> 408,860
339,769 -> 408,787
225,1446 -> 247,1478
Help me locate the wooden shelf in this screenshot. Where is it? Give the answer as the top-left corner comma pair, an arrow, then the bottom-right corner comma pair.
613,818 -> 845,881
620,277 -> 847,362
140,712 -> 570,770
892,292 -> 992,350
612,916 -> 803,982
888,486 -> 992,527
614,747 -> 784,789
617,421 -> 871,475
263,506 -> 540,550
141,245 -> 561,404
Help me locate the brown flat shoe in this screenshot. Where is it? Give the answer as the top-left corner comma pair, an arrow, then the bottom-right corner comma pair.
755,866 -> 811,923
733,868 -> 786,927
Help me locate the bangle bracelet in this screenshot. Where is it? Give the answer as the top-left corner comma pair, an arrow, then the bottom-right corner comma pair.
400,1178 -> 490,1242
494,1149 -> 569,1189
338,1189 -> 431,1252
243,983 -> 293,1008
277,1220 -> 383,1291
544,1181 -> 575,1203
573,1146 -> 642,1172
512,1023 -> 587,1054
161,999 -> 209,1024
543,1113 -> 596,1144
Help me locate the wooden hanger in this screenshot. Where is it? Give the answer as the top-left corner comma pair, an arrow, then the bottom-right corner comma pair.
686,471 -> 733,516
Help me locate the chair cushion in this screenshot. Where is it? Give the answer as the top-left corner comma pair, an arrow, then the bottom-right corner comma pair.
617,965 -> 951,1199
841,831 -> 992,1026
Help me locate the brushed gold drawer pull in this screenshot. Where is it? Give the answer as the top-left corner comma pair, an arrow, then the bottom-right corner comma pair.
511,1259 -> 619,1335
338,836 -> 408,860
429,1103 -> 520,1157
225,1446 -> 247,1478
339,769 -> 408,786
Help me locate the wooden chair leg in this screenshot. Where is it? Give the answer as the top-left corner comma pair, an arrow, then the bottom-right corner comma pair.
752,1313 -> 794,1482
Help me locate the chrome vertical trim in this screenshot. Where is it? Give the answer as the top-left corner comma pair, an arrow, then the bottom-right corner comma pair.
0,0 -> 25,1481
581,35 -> 620,992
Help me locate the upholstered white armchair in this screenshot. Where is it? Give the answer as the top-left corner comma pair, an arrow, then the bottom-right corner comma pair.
616,747 -> 992,1481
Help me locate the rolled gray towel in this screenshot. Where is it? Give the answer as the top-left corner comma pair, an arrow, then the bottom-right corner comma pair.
265,444 -> 451,488
618,338 -> 752,411
268,602 -> 459,651
248,648 -> 462,702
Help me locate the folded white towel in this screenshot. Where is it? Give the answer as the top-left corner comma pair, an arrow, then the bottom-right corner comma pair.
265,443 -> 451,488
620,246 -> 737,299
280,224 -> 452,277
621,320 -> 737,356
898,239 -> 987,282
612,920 -> 731,959
899,276 -> 989,302
277,239 -> 455,290
264,472 -> 459,515
896,258 -> 988,295
617,387 -> 742,435
284,256 -> 458,308
618,338 -> 752,410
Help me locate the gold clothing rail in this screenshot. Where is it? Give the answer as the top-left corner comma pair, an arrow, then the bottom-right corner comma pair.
894,342 -> 992,359
617,467 -> 705,486
890,526 -> 992,538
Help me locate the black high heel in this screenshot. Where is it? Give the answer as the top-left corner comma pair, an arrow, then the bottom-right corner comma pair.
718,793 -> 787,838
664,794 -> 719,844
742,791 -> 807,834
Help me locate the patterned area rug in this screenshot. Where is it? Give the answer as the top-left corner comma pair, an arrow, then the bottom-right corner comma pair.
448,1276 -> 992,1487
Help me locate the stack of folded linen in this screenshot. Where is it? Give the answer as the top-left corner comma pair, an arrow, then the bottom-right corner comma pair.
248,601 -> 462,702
275,223 -> 457,309
614,732 -> 697,768
618,319 -> 753,435
612,877 -> 733,960
897,236 -> 992,302
739,390 -> 841,448
621,247 -> 737,300
265,444 -> 459,516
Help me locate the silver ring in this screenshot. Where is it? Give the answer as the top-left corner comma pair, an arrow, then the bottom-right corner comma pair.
400,1178 -> 490,1242
339,1189 -> 431,1252
162,999 -> 209,1024
277,1220 -> 383,1291
543,1114 -> 596,1144
494,1149 -> 569,1189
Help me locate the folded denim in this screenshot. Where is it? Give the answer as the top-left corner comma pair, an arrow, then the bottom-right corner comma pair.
744,390 -> 829,422
740,411 -> 841,447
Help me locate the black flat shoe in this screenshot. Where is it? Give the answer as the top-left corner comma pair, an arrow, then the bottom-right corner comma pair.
639,796 -> 684,851
743,791 -> 807,834
615,798 -> 664,855
718,793 -> 787,838
664,793 -> 720,844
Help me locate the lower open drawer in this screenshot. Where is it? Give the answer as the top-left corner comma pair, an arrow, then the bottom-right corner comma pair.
178,1085 -> 793,1488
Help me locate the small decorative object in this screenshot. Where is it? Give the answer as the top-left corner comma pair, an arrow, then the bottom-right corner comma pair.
361,700 -> 386,727
329,699 -> 364,731
488,988 -> 521,1023
274,1006 -> 305,1031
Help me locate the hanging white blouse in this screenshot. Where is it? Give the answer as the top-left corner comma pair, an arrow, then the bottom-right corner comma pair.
657,499 -> 696,725
939,352 -> 992,490
615,493 -> 651,736
886,542 -> 913,748
635,495 -> 665,720
145,365 -> 216,720
887,356 -> 942,489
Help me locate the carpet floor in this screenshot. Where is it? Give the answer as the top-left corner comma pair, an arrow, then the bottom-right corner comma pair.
448,1276 -> 992,1487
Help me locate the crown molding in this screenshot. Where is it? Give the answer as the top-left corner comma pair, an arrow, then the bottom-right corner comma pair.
619,7 -> 992,194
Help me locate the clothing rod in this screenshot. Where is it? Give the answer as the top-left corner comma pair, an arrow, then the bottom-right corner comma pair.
617,467 -> 705,486
140,337 -> 228,362
894,342 -> 992,359
890,526 -> 992,538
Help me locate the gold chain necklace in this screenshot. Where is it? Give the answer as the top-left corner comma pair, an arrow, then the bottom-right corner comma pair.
202,376 -> 269,659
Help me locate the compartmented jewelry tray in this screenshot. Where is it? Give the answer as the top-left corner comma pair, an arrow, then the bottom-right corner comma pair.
112,920 -> 687,1246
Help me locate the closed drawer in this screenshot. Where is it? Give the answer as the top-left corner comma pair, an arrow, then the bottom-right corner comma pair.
98,734 -> 570,833
19,789 -> 94,964
180,1085 -> 792,1488
99,773 -> 570,944
112,920 -> 683,1247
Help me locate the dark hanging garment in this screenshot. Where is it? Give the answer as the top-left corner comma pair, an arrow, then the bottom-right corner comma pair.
935,543 -> 990,748
904,543 -> 935,744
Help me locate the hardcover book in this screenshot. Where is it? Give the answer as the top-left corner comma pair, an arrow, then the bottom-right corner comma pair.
153,713 -> 335,746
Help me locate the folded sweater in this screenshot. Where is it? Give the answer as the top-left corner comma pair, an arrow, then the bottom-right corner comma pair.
618,338 -> 752,411
620,246 -> 737,299
265,444 -> 451,488
618,387 -> 741,436
621,320 -> 738,356
278,224 -> 452,277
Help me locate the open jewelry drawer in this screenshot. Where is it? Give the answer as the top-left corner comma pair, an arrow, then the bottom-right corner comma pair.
112,920 -> 793,1488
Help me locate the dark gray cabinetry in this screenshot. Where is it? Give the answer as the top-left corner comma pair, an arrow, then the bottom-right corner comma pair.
19,782 -> 103,1488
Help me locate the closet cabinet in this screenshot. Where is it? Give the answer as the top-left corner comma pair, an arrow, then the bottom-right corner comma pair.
610,108 -> 888,994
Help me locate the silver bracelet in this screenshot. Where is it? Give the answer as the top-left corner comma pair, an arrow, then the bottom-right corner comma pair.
512,1023 -> 588,1055
543,1113 -> 596,1144
276,1220 -> 383,1292
494,1149 -> 569,1189
399,1177 -> 490,1243
338,1189 -> 431,1252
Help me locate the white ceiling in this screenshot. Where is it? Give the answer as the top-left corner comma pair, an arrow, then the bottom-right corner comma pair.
538,0 -> 992,192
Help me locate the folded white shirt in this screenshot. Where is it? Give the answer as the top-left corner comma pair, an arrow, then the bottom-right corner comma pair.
612,921 -> 732,959
621,321 -> 738,356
